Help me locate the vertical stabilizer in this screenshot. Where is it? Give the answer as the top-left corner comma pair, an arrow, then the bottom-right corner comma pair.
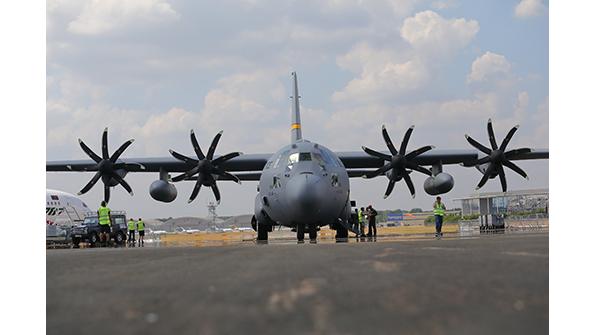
290,72 -> 302,143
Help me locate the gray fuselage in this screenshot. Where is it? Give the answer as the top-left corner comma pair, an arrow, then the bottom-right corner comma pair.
254,139 -> 350,229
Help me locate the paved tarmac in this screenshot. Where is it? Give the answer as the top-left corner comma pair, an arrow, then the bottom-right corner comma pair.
47,231 -> 548,335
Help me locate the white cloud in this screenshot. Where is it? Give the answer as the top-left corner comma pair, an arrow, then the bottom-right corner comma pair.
514,0 -> 546,18
400,10 -> 479,54
67,0 -> 179,35
467,52 -> 512,83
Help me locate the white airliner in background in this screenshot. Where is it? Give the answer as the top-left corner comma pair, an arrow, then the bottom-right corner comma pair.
46,189 -> 90,238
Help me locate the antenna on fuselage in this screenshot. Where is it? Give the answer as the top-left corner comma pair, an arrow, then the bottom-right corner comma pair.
290,71 -> 302,143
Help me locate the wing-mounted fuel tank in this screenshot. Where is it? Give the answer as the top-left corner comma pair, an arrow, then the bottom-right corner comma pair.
150,169 -> 177,203
423,163 -> 454,195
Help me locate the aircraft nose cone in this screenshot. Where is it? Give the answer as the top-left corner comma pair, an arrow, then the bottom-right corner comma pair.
285,173 -> 324,217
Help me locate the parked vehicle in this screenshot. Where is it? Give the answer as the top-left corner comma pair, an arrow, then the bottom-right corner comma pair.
71,211 -> 128,247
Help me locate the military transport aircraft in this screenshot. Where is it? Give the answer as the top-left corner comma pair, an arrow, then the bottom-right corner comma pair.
46,72 -> 549,241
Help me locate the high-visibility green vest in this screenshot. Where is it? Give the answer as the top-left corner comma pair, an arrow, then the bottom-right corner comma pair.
358,210 -> 365,223
127,220 -> 136,231
98,206 -> 111,225
137,220 -> 145,231
433,202 -> 446,216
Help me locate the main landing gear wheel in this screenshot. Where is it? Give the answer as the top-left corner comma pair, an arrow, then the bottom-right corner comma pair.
257,222 -> 268,241
297,223 -> 305,242
308,226 -> 317,240
335,224 -> 348,239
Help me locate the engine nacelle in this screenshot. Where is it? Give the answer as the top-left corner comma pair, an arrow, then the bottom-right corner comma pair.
423,173 -> 454,195
149,180 -> 177,203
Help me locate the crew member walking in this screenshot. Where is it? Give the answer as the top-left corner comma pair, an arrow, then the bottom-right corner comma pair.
137,218 -> 145,246
367,205 -> 377,237
97,201 -> 111,247
433,196 -> 446,239
358,207 -> 366,237
127,217 -> 136,246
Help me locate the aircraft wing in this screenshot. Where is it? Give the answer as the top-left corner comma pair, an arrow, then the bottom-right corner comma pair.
46,153 -> 272,173
338,149 -> 549,169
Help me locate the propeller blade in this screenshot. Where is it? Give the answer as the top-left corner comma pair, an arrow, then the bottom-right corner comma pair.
216,171 -> 242,184
169,149 -> 198,165
403,172 -> 415,198
404,145 -> 434,159
502,160 -> 528,179
101,127 -> 109,159
404,162 -> 432,176
497,164 -> 507,192
474,156 -> 492,165
78,139 -> 102,163
207,131 -> 223,160
188,176 -> 203,203
110,173 -> 134,196
211,182 -> 221,203
475,163 -> 494,190
381,125 -> 398,155
172,166 -> 199,182
104,183 -> 111,204
465,135 -> 492,155
500,125 -> 519,151
190,129 -> 206,160
361,146 -> 391,161
110,139 -> 134,163
211,152 -> 242,165
399,125 -> 414,154
504,148 -> 532,158
383,180 -> 396,199
363,164 -> 392,179
487,119 -> 498,150
78,171 -> 102,195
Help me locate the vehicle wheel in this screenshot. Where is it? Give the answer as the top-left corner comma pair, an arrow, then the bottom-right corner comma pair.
308,226 -> 317,240
115,232 -> 125,245
297,223 -> 305,242
257,221 -> 268,241
72,237 -> 81,248
89,233 -> 99,246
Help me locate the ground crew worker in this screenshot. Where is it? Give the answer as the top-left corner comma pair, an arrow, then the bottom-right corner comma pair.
433,196 -> 446,238
127,217 -> 136,246
358,207 -> 366,237
137,218 -> 145,246
97,201 -> 111,247
367,205 -> 377,237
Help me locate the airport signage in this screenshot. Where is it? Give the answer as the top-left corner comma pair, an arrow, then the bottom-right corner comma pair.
387,213 -> 404,222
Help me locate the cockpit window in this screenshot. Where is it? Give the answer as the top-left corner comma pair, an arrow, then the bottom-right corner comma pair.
288,152 -> 299,165
299,152 -> 311,161
272,150 -> 290,169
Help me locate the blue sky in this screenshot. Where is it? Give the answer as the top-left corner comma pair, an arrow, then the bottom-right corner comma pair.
46,0 -> 549,217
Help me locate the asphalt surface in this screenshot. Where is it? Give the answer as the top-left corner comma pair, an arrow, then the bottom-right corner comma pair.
47,232 -> 548,335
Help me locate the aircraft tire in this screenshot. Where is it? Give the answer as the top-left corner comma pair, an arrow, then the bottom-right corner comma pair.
257,222 -> 268,241
308,226 -> 317,240
335,225 -> 348,239
297,223 -> 305,241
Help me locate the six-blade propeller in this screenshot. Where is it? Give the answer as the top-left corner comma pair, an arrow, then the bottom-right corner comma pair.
362,125 -> 434,199
464,119 -> 531,192
77,127 -> 142,203
169,130 -> 242,203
